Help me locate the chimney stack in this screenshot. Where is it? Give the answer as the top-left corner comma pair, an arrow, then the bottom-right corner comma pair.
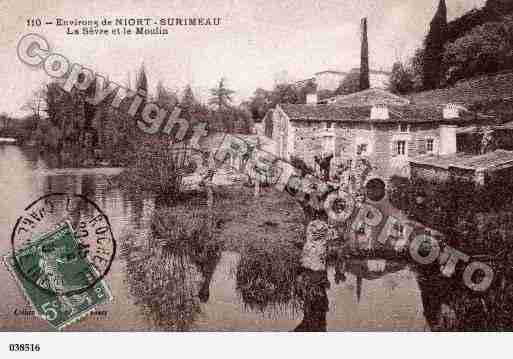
306,93 -> 318,105
360,18 -> 370,91
443,103 -> 460,119
371,104 -> 389,120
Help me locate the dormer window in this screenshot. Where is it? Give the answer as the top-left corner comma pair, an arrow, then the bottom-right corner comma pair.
399,124 -> 409,133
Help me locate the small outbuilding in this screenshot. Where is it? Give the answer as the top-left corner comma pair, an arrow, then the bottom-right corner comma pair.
409,149 -> 513,185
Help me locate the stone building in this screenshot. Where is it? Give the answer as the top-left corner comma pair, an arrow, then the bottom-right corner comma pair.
264,90 -> 492,181
410,149 -> 513,185
314,71 -> 347,92
296,69 -> 391,95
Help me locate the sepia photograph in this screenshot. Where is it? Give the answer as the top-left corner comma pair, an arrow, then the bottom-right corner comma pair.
1,0 -> 513,349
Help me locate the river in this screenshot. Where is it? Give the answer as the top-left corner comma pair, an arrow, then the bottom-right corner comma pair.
0,144 -> 500,331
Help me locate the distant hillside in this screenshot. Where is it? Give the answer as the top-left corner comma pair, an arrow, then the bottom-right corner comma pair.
409,71 -> 513,119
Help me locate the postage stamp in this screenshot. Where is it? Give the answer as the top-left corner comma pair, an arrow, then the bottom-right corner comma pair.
4,221 -> 112,330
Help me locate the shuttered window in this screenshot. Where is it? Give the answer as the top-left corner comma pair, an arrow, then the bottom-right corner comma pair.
397,141 -> 406,156
391,140 -> 397,157
417,138 -> 427,154
427,138 -> 434,153
407,141 -> 415,156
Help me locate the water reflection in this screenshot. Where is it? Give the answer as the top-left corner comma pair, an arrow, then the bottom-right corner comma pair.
4,144 -> 513,331
123,205 -> 222,330
235,239 -> 301,313
416,263 -> 513,331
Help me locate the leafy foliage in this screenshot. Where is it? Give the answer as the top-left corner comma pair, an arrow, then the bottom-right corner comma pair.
209,77 -> 235,110
334,70 -> 360,95
443,16 -> 513,84
389,62 -> 414,94
388,175 -> 513,254
121,138 -> 196,200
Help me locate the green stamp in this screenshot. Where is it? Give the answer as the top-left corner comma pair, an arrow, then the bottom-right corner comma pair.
4,222 -> 112,330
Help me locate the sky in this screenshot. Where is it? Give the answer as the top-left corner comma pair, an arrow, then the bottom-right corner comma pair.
0,0 -> 486,117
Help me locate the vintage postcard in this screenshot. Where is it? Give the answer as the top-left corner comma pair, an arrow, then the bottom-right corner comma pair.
1,0 -> 513,339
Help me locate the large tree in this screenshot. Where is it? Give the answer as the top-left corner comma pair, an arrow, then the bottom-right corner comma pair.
209,78 -> 235,111
180,85 -> 199,123
334,71 -> 361,95
22,87 -> 46,128
156,81 -> 179,110
389,62 -> 414,94
270,83 -> 300,105
134,64 -> 149,129
443,16 -> 513,83
486,0 -> 513,17
422,0 -> 448,90
248,88 -> 272,120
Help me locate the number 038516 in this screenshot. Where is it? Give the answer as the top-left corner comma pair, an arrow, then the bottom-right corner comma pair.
9,344 -> 40,352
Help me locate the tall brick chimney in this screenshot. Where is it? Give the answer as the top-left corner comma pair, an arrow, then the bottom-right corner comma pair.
360,18 -> 370,91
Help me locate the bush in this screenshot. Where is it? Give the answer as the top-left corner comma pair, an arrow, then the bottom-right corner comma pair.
236,238 -> 301,312
121,138 -> 198,200
387,175 -> 513,253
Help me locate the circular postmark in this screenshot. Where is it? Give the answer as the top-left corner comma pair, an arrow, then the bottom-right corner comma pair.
364,177 -> 387,203
10,193 -> 116,297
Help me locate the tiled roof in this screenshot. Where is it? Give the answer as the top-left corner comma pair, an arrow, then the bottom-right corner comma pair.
324,88 -> 410,106
410,150 -> 513,171
279,104 -> 370,122
278,103 -> 478,124
315,70 -> 347,75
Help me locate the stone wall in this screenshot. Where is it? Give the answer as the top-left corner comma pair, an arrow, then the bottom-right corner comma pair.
271,107 -> 295,160
411,163 -> 451,182
292,120 -> 328,166
373,122 -> 441,178
290,120 -> 443,181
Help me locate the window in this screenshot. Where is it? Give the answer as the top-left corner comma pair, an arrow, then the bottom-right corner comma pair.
357,143 -> 368,155
397,140 -> 406,156
426,138 -> 434,153
327,122 -> 333,129
399,124 -> 409,133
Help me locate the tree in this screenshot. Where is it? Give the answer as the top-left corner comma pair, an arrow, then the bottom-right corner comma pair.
334,71 -> 360,95
443,16 -> 513,83
180,85 -> 199,123
486,0 -> 513,17
410,48 -> 425,91
156,81 -> 179,110
423,0 -> 448,90
133,64 -> 149,133
22,87 -> 46,128
248,88 -> 272,120
270,83 -> 300,105
360,18 -> 370,91
389,62 -> 414,94
209,78 -> 235,110
135,64 -> 148,93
